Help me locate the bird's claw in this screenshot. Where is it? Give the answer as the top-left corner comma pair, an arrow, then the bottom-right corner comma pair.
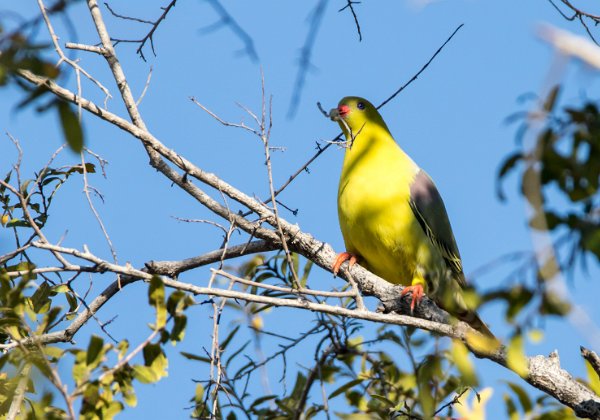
332,252 -> 357,277
400,284 -> 425,313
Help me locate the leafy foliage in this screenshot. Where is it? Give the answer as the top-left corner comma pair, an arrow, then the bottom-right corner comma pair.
0,22 -> 85,152
499,87 -> 600,266
1,3 -> 599,420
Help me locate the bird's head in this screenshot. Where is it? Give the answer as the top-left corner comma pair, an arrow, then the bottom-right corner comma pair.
329,97 -> 386,137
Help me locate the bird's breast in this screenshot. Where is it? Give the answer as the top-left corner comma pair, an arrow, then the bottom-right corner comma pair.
337,143 -> 426,285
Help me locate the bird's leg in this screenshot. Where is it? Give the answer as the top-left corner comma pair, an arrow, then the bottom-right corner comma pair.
332,251 -> 358,276
400,276 -> 427,313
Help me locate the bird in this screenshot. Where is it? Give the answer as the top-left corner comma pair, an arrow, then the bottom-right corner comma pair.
329,96 -> 493,337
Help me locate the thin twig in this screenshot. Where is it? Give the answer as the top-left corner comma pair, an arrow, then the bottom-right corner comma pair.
80,150 -> 120,278
213,269 -> 355,298
259,23 -> 465,209
201,0 -> 258,62
37,0 -> 112,110
136,65 -> 153,105
339,1 -> 362,41
6,364 -> 31,420
377,23 -> 464,110
288,0 -> 327,118
105,0 -> 178,61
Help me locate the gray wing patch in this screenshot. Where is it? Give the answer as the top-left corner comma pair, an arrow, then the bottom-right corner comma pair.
409,169 -> 466,287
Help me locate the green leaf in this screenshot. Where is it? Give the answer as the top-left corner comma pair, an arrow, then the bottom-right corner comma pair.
166,290 -> 186,315
39,306 -> 61,333
87,335 -> 104,367
169,314 -> 187,343
132,345 -> 168,384
65,292 -> 78,313
180,351 -> 211,363
540,291 -> 571,316
496,152 -> 523,201
194,383 -> 205,403
72,350 -> 89,385
506,334 -> 528,378
44,346 -> 65,361
221,325 -> 240,351
103,401 -> 124,418
543,85 -> 560,112
132,365 -> 157,384
249,394 -> 277,409
300,258 -> 314,287
226,340 -> 250,366
19,179 -> 33,196
451,340 -> 478,386
329,378 -> 363,399
506,286 -> 534,322
148,276 -> 166,329
140,343 -> 168,383
67,163 -> 96,174
506,381 -> 532,414
30,281 -> 52,314
370,393 -> 395,407
504,393 -> 519,420
51,284 -> 70,294
5,218 -> 29,228
57,100 -> 84,153
118,340 -> 129,360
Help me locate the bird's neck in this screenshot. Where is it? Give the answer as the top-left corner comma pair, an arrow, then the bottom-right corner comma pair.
342,124 -> 413,172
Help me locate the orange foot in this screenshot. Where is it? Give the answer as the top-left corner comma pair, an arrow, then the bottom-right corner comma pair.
400,284 -> 425,313
332,252 -> 358,277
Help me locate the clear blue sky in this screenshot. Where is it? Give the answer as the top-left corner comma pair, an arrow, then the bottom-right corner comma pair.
1,0 -> 599,417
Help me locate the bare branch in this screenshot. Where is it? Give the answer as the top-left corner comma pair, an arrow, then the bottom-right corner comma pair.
537,23 -> 600,69
6,364 -> 31,420
14,68 -> 280,243
8,236 -> 600,418
377,23 -> 464,110
37,0 -> 112,110
201,0 -> 258,62
103,2 -> 153,24
80,150 -> 119,266
213,269 -> 355,298
65,42 -> 107,55
146,240 -> 280,277
104,0 -> 178,61
288,0 -> 327,118
548,0 -> 600,45
581,346 -> 600,381
339,1 -> 362,41
190,97 -> 260,136
136,65 -> 153,106
17,4 -> 600,416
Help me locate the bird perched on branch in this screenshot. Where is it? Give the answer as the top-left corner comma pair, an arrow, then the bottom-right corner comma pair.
329,96 -> 493,337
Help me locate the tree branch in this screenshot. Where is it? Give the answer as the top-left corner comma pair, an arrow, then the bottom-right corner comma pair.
581,346 -> 600,381
145,239 -> 280,276
8,236 -> 600,418
13,5 -> 600,417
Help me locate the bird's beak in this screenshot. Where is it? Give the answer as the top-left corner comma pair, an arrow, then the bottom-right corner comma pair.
329,105 -> 350,121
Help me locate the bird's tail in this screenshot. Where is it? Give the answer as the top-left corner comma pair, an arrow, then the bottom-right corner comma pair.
458,310 -> 495,339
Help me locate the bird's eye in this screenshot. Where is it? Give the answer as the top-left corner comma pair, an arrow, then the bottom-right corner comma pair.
357,102 -> 365,110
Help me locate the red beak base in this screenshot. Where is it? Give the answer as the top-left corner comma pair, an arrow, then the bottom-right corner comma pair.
338,105 -> 350,118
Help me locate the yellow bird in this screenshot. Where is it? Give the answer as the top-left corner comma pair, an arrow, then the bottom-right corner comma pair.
330,96 -> 492,337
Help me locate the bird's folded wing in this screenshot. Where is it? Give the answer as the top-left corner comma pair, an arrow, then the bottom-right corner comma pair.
408,169 -> 466,287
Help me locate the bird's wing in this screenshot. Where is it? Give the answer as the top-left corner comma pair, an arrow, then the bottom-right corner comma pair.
409,169 -> 466,287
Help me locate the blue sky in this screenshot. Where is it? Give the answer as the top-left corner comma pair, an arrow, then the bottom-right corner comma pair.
1,0 -> 600,417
